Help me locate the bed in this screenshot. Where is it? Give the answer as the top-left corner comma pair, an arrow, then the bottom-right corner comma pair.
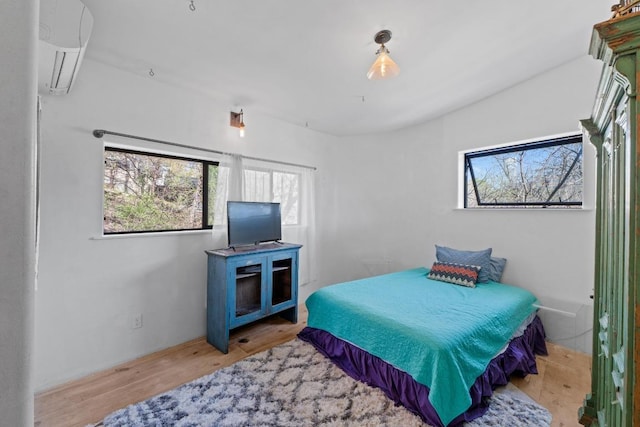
298,266 -> 547,427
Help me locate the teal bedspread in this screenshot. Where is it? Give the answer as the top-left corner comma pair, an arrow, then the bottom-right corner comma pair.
305,267 -> 538,426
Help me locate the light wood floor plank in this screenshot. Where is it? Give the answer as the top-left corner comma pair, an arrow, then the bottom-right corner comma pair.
35,306 -> 591,427
512,341 -> 592,427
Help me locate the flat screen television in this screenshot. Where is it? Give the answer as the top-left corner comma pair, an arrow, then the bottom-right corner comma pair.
227,201 -> 282,247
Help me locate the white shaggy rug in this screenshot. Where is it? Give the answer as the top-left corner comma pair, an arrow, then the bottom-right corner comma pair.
93,338 -> 551,427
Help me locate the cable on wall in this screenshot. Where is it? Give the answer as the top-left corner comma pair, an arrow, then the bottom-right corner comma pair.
92,129 -> 317,171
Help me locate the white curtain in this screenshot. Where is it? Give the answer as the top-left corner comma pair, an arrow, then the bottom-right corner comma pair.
211,153 -> 243,248
240,158 -> 317,286
292,166 -> 316,286
212,154 -> 316,286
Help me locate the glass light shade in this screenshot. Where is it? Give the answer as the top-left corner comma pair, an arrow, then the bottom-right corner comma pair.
367,47 -> 400,80
239,124 -> 245,138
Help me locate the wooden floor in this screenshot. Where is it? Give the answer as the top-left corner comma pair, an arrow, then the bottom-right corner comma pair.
35,305 -> 592,427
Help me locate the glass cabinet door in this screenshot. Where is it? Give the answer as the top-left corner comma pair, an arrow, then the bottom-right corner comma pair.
271,257 -> 293,307
234,262 -> 263,319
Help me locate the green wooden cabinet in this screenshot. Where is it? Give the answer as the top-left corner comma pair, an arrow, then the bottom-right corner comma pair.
580,12 -> 640,427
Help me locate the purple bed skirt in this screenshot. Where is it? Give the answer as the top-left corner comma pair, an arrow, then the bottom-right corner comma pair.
298,316 -> 547,427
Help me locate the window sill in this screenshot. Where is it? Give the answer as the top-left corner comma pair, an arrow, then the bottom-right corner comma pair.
90,229 -> 212,240
453,207 -> 594,212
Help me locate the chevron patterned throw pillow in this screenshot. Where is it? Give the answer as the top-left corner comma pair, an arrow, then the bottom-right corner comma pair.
427,261 -> 481,288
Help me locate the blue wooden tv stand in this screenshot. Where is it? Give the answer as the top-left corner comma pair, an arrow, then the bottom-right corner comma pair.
204,242 -> 302,353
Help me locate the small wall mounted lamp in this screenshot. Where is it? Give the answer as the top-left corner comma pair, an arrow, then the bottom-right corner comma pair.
230,109 -> 245,137
367,29 -> 400,80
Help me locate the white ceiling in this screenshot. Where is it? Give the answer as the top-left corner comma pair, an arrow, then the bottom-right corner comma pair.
78,0 -> 613,136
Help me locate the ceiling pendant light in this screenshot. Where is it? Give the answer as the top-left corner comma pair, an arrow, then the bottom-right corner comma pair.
367,29 -> 400,80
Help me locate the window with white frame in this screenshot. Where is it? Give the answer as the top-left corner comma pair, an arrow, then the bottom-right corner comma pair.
464,134 -> 583,208
243,168 -> 300,225
211,155 -> 316,285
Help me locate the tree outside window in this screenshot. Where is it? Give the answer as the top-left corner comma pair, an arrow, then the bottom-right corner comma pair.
103,147 -> 218,234
464,134 -> 583,208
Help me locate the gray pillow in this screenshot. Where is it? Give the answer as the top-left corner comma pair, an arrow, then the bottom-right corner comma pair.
489,256 -> 507,282
435,245 -> 492,283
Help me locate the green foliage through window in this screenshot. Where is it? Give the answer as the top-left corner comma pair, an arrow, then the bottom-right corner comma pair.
103,147 -> 218,233
464,134 -> 583,208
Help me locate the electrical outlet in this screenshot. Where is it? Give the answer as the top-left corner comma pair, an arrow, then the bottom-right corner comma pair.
132,313 -> 143,329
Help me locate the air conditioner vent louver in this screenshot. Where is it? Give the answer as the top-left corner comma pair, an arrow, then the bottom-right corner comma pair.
50,48 -> 82,95
38,0 -> 93,96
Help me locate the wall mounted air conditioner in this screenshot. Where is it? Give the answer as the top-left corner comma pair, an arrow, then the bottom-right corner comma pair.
39,0 -> 93,95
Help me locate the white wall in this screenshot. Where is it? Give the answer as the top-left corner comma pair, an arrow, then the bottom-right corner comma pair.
321,55 -> 602,354
0,0 -> 38,424
36,53 -> 602,391
34,58 -> 335,391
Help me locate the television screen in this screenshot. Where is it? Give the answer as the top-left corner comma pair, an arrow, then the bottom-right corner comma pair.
227,201 -> 282,247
